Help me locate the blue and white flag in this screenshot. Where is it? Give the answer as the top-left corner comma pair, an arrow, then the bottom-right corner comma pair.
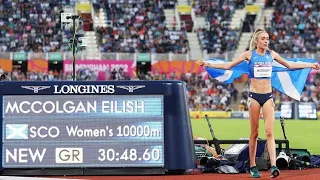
204,58 -> 317,101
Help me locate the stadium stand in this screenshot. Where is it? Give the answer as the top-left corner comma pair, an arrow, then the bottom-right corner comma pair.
0,0 -> 65,52
197,25 -> 239,54
193,0 -> 244,54
161,0 -> 177,9
193,0 -> 241,20
267,0 -> 320,54
95,0 -> 190,53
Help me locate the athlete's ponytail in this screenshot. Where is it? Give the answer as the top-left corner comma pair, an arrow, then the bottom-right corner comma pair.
249,28 -> 266,50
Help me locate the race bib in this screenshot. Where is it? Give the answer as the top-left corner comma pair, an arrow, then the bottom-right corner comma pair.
254,62 -> 272,78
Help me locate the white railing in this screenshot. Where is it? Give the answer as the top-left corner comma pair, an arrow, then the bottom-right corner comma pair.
175,4 -> 182,30
253,5 -> 263,28
191,8 -> 197,32
90,0 -> 95,22
74,1 -> 78,15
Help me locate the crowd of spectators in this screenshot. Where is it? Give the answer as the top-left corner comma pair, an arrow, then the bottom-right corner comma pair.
193,0 -> 243,54
1,0 -> 319,56
0,0 -> 65,53
94,0 -> 244,54
193,0 -> 245,21
97,26 -> 190,53
95,0 -> 189,53
138,70 -> 238,111
0,0 -> 190,54
267,0 -> 320,54
197,25 -> 239,54
184,75 -> 237,111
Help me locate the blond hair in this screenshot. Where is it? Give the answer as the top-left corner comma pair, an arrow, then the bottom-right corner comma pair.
249,28 -> 267,50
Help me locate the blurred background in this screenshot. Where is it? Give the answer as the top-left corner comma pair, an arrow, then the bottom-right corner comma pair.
0,0 -> 319,117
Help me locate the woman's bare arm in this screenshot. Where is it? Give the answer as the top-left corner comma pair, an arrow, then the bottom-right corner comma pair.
271,50 -> 319,70
197,51 -> 251,70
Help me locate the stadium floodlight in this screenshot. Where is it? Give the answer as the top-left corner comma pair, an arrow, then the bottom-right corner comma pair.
78,37 -> 87,47
61,13 -> 73,23
61,13 -> 86,81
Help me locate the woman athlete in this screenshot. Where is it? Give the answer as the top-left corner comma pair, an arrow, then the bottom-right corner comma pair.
198,28 -> 319,178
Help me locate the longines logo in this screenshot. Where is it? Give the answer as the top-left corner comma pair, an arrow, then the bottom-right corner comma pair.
21,85 -> 145,94
54,85 -> 115,94
116,85 -> 145,92
21,86 -> 51,93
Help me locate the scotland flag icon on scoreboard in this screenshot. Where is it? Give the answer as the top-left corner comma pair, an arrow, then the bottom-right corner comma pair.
6,124 -> 28,139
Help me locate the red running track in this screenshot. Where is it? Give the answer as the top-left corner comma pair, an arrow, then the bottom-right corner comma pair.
57,168 -> 320,180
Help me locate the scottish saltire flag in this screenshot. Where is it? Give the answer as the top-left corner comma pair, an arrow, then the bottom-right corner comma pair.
204,58 -> 317,101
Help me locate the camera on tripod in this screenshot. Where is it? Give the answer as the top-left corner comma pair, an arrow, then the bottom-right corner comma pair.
0,74 -> 6,80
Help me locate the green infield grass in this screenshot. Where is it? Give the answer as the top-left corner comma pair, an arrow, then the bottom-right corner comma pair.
191,118 -> 320,155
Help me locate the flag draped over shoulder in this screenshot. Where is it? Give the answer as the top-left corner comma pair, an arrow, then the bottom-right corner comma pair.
204,58 -> 317,101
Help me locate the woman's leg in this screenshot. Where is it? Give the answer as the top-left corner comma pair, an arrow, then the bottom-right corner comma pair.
248,97 -> 261,168
262,98 -> 276,166
262,98 -> 280,177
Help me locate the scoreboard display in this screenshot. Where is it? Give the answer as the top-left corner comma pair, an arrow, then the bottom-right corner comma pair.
298,102 -> 317,120
280,102 -> 293,119
0,81 -> 196,175
280,102 -> 318,120
3,95 -> 164,168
